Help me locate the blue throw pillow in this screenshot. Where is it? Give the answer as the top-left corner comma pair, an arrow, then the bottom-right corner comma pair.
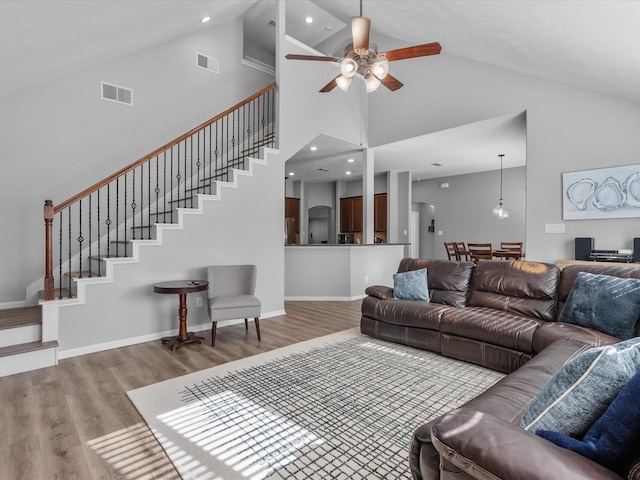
558,272 -> 640,340
521,337 -> 640,437
393,268 -> 429,301
536,369 -> 640,475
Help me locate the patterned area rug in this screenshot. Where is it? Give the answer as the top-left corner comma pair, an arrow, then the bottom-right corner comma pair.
127,329 -> 504,480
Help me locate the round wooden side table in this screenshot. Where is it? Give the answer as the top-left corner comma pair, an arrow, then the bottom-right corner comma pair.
153,280 -> 209,351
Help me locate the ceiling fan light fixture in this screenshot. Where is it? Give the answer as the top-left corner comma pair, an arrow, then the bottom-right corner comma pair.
335,75 -> 352,92
364,73 -> 381,92
371,57 -> 389,79
340,57 -> 358,78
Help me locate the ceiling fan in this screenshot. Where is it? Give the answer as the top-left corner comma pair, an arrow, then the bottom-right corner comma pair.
285,1 -> 441,93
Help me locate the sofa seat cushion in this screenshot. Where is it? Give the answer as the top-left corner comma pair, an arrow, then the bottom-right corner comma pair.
361,295 -> 450,330
441,306 -> 544,354
532,322 -> 619,354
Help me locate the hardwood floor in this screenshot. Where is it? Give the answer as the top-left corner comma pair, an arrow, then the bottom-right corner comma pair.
0,300 -> 362,480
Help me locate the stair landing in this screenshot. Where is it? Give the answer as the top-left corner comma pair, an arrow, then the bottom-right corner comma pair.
0,306 -> 58,377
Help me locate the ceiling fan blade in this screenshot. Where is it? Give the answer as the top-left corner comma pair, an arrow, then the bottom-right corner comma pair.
285,54 -> 339,62
319,75 -> 341,93
385,42 -> 442,61
351,16 -> 371,52
380,74 -> 404,91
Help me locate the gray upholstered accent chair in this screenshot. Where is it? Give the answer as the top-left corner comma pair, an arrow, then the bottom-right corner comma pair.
206,264 -> 261,346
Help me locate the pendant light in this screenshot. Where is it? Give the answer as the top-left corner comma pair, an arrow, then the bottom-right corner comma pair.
492,154 -> 509,220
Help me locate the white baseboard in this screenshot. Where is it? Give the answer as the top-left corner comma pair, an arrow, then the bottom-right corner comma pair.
284,295 -> 366,302
0,300 -> 27,310
58,309 -> 286,360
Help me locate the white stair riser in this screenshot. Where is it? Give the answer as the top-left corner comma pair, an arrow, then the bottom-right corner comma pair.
0,347 -> 57,377
0,324 -> 40,348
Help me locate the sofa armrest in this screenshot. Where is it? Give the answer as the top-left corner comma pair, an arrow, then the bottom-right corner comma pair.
431,408 -> 622,480
365,285 -> 394,300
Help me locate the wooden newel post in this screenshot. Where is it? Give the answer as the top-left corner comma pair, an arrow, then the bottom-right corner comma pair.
44,199 -> 55,301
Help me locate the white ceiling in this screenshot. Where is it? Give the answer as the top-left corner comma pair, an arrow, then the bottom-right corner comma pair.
2,1 -> 638,181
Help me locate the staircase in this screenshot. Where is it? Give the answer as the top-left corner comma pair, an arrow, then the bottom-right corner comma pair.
0,83 -> 278,378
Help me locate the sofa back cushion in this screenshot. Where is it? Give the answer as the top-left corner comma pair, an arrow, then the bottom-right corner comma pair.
398,258 -> 474,307
469,260 -> 559,321
558,264 -> 640,336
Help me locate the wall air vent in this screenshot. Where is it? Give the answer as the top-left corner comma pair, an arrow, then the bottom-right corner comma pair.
101,82 -> 133,106
196,52 -> 220,74
317,168 -> 329,172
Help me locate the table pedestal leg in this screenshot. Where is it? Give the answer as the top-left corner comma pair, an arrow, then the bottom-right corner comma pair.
161,292 -> 204,350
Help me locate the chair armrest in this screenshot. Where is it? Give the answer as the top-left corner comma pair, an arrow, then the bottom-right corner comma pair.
431,408 -> 622,480
364,285 -> 394,300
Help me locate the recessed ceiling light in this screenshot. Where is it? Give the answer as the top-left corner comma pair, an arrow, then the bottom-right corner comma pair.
347,158 -> 354,163
288,172 -> 295,176
309,146 -> 318,151
201,15 -> 211,23
305,16 -> 314,24
346,171 -> 352,175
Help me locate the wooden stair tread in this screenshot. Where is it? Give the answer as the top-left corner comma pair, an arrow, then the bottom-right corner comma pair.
0,306 -> 41,329
64,271 -> 100,279
0,340 -> 58,358
38,288 -> 72,299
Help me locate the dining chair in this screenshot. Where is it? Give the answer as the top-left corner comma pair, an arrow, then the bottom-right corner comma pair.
467,243 -> 493,264
444,242 -> 458,260
206,264 -> 261,346
500,242 -> 524,260
453,242 -> 469,261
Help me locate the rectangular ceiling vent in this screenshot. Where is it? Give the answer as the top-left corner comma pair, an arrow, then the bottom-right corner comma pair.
197,52 -> 220,74
101,82 -> 133,106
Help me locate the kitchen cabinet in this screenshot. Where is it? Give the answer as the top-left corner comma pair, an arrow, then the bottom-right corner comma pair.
340,196 -> 363,233
285,197 -> 300,234
374,193 -> 387,232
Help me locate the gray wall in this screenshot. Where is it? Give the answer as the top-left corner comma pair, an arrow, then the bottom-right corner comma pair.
368,53 -> 640,263
413,166 -> 526,259
54,154 -> 285,356
0,16 -> 272,304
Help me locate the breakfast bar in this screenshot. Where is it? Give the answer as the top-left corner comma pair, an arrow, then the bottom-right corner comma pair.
284,243 -> 407,300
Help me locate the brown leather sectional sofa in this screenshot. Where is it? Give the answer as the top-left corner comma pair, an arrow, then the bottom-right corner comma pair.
360,258 -> 640,480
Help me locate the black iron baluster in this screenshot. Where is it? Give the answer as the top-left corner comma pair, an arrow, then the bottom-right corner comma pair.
163,151 -> 167,223
190,135 -> 194,208
78,199 -> 83,279
106,184 -> 111,262
170,147 -> 174,223
176,142 -> 181,209
124,173 -> 129,247
208,125 -> 212,194
88,194 -> 92,278
116,178 -> 120,257
183,139 -> 187,207
148,157 -> 152,239
196,131 -> 201,202
215,120 -> 219,182
131,169 -> 135,240
155,156 -> 160,224
96,190 -> 101,276
68,206 -> 72,297
58,210 -> 63,299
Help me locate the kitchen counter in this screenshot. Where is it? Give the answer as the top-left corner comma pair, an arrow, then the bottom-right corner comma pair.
285,243 -> 408,300
287,243 -> 409,247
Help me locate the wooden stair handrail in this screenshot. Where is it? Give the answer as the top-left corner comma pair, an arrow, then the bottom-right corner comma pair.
53,82 -> 276,214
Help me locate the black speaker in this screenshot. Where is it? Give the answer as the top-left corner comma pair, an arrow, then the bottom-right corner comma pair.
575,237 -> 594,261
634,238 -> 640,263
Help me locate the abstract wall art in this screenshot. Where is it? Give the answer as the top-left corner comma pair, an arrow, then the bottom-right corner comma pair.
563,164 -> 640,220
